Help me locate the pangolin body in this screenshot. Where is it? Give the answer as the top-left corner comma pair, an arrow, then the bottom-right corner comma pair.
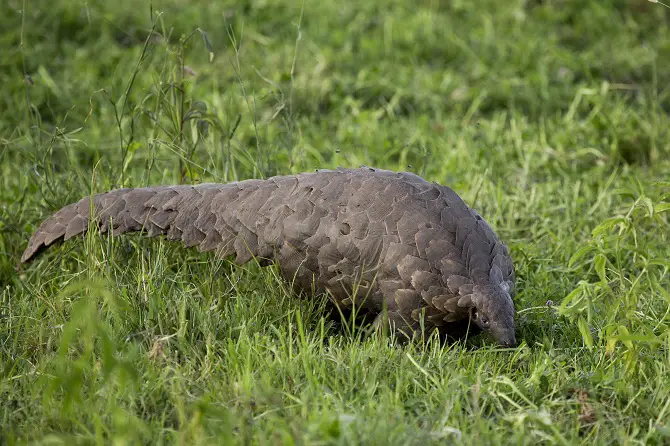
22,167 -> 517,346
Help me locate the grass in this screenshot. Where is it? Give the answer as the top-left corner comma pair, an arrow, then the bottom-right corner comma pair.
2,0 -> 670,443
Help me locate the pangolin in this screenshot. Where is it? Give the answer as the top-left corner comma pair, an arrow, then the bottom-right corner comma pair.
21,167 -> 517,346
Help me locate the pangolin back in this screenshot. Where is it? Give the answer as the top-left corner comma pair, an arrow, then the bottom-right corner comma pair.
22,167 -> 517,346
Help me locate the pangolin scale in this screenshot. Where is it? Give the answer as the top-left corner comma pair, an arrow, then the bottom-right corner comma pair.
21,167 -> 517,346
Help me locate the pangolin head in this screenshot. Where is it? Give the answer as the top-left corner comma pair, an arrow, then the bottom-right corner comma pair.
470,284 -> 517,347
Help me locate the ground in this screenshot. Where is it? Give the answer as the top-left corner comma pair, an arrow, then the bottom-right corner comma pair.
1,0 -> 670,444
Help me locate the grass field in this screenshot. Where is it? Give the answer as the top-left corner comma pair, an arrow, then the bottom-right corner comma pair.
2,0 -> 670,443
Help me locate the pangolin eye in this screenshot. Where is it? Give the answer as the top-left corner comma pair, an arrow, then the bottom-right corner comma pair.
472,309 -> 490,327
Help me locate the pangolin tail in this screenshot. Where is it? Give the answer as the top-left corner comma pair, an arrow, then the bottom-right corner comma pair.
21,185 -> 227,263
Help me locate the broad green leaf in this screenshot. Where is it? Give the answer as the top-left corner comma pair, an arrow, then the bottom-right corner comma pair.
591,217 -> 628,237
594,254 -> 607,284
617,325 -> 634,349
578,316 -> 594,349
568,244 -> 593,268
